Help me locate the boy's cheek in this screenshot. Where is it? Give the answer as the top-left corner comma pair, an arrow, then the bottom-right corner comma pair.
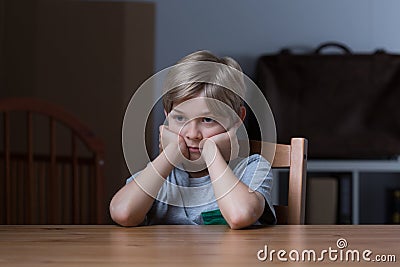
166,123 -> 182,135
215,118 -> 231,130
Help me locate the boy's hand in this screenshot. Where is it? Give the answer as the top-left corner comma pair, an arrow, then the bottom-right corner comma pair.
159,125 -> 189,165
200,124 -> 240,164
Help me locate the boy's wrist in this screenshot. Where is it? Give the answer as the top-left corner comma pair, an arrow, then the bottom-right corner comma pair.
163,144 -> 184,166
201,139 -> 219,166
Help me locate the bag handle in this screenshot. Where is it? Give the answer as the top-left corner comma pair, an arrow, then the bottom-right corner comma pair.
314,42 -> 352,54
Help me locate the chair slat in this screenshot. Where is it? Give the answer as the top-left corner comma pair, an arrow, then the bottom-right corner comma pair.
80,165 -> 88,224
287,138 -> 308,225
95,154 -> 104,224
62,163 -> 72,224
26,112 -> 34,223
272,144 -> 291,167
72,134 -> 80,224
48,117 -> 57,223
3,112 -> 11,224
16,160 -> 23,224
38,161 -> 47,224
248,140 -> 291,167
10,160 -> 17,224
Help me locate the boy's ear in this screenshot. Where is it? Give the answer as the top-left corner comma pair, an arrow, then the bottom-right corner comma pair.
164,109 -> 169,125
232,106 -> 246,129
239,106 -> 246,121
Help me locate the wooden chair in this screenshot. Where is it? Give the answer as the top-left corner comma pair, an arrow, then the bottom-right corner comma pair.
250,138 -> 308,224
0,98 -> 105,224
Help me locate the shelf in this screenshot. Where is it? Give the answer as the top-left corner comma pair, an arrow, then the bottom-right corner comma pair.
274,158 -> 400,225
308,158 -> 400,172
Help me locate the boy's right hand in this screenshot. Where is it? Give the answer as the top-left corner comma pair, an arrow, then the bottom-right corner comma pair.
159,125 -> 189,165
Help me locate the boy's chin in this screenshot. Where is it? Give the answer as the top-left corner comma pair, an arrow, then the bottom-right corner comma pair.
181,155 -> 207,172
188,152 -> 201,160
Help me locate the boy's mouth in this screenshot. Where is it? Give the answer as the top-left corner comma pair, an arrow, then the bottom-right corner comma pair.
188,146 -> 200,153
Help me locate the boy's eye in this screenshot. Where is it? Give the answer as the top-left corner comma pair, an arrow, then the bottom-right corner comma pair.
174,115 -> 185,122
202,117 -> 215,123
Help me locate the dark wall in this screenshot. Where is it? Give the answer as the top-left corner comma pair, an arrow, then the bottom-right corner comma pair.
0,0 -> 155,223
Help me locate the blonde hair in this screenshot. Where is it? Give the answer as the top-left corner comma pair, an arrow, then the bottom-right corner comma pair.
162,50 -> 246,120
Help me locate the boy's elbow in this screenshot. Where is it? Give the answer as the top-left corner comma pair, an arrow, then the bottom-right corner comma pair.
226,210 -> 258,230
111,213 -> 135,227
228,218 -> 252,230
109,203 -> 142,227
229,194 -> 265,229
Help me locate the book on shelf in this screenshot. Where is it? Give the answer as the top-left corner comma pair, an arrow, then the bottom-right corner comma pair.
387,188 -> 400,224
306,177 -> 338,224
338,175 -> 352,224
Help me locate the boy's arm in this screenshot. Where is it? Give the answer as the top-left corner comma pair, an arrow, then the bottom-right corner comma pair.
109,145 -> 176,226
110,125 -> 188,227
202,139 -> 265,230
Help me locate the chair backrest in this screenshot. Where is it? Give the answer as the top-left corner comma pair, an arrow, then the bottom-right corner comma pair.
0,98 -> 105,224
250,138 -> 308,224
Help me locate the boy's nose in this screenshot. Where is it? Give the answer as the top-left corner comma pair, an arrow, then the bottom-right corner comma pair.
183,120 -> 202,140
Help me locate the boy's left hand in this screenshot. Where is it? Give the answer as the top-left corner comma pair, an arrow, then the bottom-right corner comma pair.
200,123 -> 240,164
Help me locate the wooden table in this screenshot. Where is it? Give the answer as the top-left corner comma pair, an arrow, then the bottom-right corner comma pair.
0,225 -> 399,266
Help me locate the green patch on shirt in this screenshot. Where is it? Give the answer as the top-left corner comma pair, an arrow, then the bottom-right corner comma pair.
201,209 -> 228,225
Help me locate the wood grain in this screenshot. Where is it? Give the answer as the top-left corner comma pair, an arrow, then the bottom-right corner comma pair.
0,225 -> 398,266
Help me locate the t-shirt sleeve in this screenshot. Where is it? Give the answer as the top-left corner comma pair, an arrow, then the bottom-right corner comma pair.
126,171 -> 141,185
235,154 -> 277,225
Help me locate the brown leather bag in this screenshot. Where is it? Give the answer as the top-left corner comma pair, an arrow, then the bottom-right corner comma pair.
255,42 -> 400,159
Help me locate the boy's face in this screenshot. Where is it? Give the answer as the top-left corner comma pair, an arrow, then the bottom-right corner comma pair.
166,93 -> 232,161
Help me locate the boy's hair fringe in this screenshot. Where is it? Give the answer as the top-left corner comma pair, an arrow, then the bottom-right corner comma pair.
162,50 -> 245,119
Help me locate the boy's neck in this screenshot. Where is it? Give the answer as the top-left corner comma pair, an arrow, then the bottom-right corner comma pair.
188,169 -> 209,178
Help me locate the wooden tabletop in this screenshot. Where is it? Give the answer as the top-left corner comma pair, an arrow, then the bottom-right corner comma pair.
0,225 -> 399,266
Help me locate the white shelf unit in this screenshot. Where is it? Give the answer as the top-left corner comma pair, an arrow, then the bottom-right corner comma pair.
272,158 -> 400,224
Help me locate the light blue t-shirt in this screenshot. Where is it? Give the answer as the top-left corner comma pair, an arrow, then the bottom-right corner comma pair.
126,154 -> 276,225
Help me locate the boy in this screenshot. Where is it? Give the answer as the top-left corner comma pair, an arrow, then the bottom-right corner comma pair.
110,51 -> 276,229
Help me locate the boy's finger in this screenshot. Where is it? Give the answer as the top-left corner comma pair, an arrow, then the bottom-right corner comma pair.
199,138 -> 207,149
226,121 -> 241,134
227,126 -> 239,138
